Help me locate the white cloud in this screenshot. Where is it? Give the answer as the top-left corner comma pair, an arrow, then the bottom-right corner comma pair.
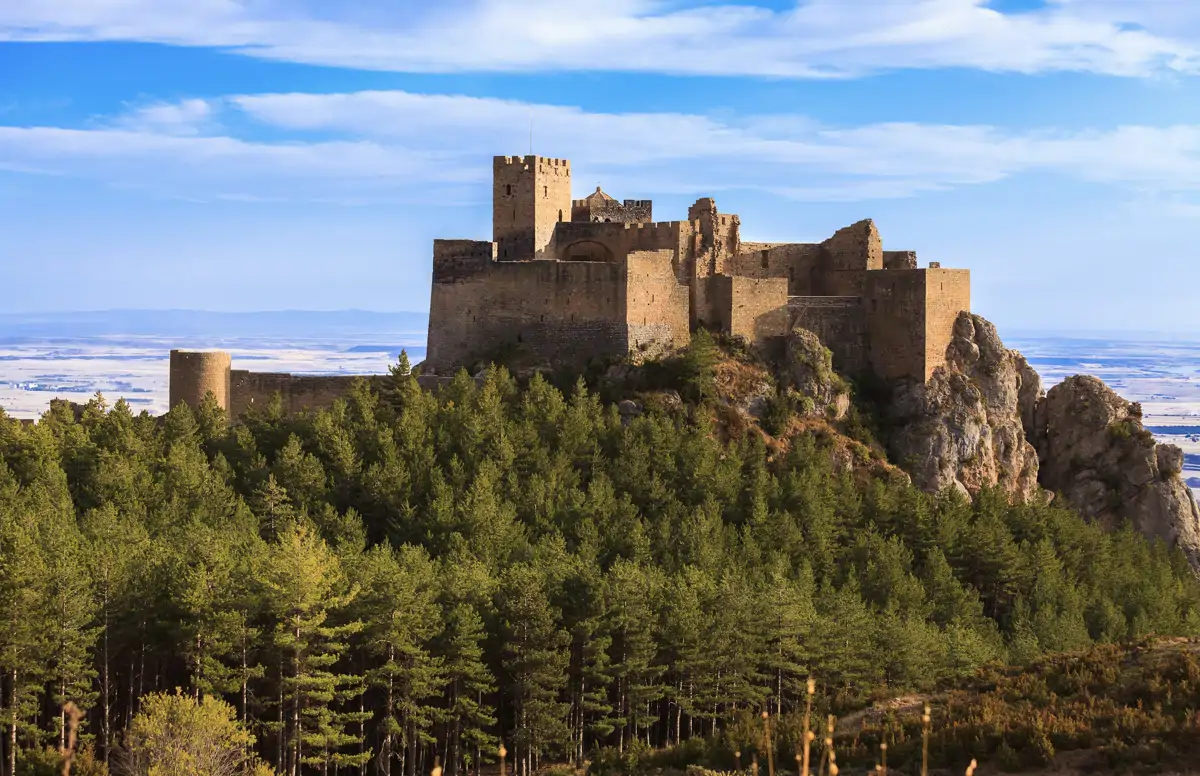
111,99 -> 217,136
6,90 -> 1200,203
2,0 -> 1200,78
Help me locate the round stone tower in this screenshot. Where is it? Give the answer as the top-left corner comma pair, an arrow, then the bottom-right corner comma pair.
168,349 -> 231,413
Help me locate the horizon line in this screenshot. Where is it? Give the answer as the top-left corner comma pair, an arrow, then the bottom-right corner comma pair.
1,309 -> 1196,342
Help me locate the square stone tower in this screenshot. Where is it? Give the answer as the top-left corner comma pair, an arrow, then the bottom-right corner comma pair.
493,155 -> 572,260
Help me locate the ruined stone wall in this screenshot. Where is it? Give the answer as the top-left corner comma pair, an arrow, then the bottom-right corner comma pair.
924,268 -> 971,378
625,249 -> 690,357
169,350 -> 231,413
571,198 -> 653,224
424,258 -> 627,373
864,270 -> 929,382
711,276 -> 790,343
492,156 -> 572,260
788,297 -> 869,376
229,372 -> 384,419
823,219 -> 883,272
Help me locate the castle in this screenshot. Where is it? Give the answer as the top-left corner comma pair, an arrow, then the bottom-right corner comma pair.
164,154 -> 970,420
425,155 -> 970,383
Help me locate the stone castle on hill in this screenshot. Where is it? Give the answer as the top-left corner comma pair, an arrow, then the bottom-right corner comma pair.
162,154 -> 969,419
424,155 -> 970,383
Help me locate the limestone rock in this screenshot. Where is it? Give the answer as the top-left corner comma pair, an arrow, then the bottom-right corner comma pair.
783,327 -> 851,420
887,312 -> 1043,502
1031,375 -> 1200,567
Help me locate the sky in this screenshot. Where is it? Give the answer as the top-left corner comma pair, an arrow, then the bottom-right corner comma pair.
5,0 -> 1200,334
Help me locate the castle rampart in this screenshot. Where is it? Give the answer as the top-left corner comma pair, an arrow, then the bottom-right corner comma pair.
229,371 -> 385,418
164,353 -> 461,422
426,257 -> 628,372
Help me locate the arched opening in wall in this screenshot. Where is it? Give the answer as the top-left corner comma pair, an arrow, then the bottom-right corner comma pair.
760,249 -> 769,269
559,209 -> 563,222
561,240 -> 614,263
603,218 -> 611,223
506,185 -> 512,195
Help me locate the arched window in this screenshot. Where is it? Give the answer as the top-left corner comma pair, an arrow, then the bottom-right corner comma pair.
558,209 -> 563,222
506,184 -> 512,195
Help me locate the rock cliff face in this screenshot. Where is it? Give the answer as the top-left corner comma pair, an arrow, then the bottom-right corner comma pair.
1031,375 -> 1200,567
886,313 -> 1043,501
882,311 -> 1200,569
783,327 -> 851,420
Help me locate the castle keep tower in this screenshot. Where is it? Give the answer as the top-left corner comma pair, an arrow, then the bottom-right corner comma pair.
168,350 -> 231,413
493,156 -> 572,260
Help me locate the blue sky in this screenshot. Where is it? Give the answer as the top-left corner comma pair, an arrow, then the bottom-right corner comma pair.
5,0 -> 1200,334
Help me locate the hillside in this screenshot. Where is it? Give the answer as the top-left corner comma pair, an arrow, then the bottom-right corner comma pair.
1,331 -> 1198,774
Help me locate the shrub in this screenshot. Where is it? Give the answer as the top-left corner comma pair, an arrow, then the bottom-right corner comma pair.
116,690 -> 257,776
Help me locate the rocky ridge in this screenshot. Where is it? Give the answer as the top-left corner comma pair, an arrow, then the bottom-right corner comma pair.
882,312 -> 1200,569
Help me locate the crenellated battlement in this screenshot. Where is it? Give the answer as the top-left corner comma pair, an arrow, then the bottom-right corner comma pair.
494,155 -> 571,169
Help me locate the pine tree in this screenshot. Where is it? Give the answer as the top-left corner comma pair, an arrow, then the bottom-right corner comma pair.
355,544 -> 444,776
604,560 -> 664,750
262,522 -> 367,774
439,603 -> 498,776
497,565 -> 570,776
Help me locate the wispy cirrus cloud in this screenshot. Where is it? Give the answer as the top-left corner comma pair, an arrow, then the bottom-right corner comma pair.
2,0 -> 1200,79
5,90 -> 1200,205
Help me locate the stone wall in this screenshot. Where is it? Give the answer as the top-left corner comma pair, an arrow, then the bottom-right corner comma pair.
823,219 -> 883,272
425,258 -> 627,373
169,350 -> 231,412
788,296 -> 869,376
711,276 -> 790,343
432,240 -> 496,282
728,243 -> 825,294
884,250 -> 918,270
229,371 -> 383,418
625,249 -> 690,357
924,268 -> 971,378
492,156 -> 572,260
864,270 -> 930,382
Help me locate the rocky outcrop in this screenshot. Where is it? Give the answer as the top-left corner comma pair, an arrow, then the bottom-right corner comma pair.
782,327 -> 851,420
882,311 -> 1200,568
887,313 -> 1044,501
1031,375 -> 1200,567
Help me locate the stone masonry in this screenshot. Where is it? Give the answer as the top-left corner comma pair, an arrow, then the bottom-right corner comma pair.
424,155 -> 971,382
